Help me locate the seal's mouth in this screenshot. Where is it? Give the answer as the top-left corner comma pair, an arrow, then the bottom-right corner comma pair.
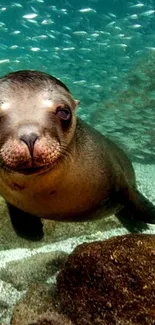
17,165 -> 54,175
5,165 -> 52,176
0,137 -> 61,175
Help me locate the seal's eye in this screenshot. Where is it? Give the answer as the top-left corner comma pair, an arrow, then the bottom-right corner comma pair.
56,107 -> 71,121
56,106 -> 72,130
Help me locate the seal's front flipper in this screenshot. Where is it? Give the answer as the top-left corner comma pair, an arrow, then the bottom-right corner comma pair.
117,187 -> 155,226
116,206 -> 149,233
7,203 -> 44,241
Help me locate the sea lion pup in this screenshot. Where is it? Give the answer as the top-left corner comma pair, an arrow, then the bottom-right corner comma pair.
0,70 -> 154,240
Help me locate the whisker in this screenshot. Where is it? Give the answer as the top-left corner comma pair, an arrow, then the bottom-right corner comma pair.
59,143 -> 74,163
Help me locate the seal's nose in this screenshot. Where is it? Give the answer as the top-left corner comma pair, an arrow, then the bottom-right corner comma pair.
20,133 -> 38,156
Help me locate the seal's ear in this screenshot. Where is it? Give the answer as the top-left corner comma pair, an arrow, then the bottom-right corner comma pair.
74,100 -> 80,109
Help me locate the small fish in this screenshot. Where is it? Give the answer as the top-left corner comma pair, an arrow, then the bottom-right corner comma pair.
23,13 -> 38,19
12,3 -> 22,8
30,47 -> 40,52
60,9 -> 67,13
34,35 -> 48,39
91,33 -> 99,37
63,26 -> 71,31
25,19 -> 38,24
98,42 -> 108,46
145,47 -> 155,51
123,36 -> 133,40
63,47 -> 75,51
95,85 -> 102,88
49,6 -> 57,11
106,21 -> 116,27
30,6 -> 38,13
130,24 -> 142,28
11,30 -> 21,34
116,43 -> 127,48
100,31 -> 111,36
73,80 -> 86,84
0,59 -> 10,64
108,12 -> 117,18
9,45 -> 18,49
129,3 -> 144,8
129,14 -> 138,19
73,31 -> 87,35
41,19 -> 54,25
47,33 -> 56,39
140,10 -> 155,16
80,48 -> 91,51
63,32 -> 71,38
110,76 -> 118,80
117,34 -> 125,38
79,8 -> 96,13
115,26 -> 122,31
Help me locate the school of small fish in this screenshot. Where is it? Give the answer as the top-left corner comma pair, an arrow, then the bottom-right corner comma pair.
0,0 -> 155,162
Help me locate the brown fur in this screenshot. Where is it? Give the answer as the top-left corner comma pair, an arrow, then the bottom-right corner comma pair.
0,70 -> 154,238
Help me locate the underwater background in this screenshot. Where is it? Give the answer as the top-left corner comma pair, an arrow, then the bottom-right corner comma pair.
1,2 -> 155,323
0,0 -> 155,164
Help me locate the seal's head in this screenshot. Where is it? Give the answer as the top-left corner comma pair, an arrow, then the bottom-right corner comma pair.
0,70 -> 79,175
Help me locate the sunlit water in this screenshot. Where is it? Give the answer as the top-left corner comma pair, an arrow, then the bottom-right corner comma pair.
0,0 -> 155,163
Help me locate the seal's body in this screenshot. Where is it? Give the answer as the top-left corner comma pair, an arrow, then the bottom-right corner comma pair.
0,70 -> 154,239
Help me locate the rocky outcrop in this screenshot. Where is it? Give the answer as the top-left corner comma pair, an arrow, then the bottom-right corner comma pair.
10,284 -> 73,325
56,234 -> 155,325
10,234 -> 155,325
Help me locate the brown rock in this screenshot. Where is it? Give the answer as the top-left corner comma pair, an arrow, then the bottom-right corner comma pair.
29,311 -> 73,325
56,234 -> 155,325
11,283 -> 73,325
11,283 -> 54,325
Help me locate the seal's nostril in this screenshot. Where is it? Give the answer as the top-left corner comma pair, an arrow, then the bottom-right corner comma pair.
20,133 -> 38,156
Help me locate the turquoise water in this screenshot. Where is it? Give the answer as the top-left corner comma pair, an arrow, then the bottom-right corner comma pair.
1,0 -> 155,163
